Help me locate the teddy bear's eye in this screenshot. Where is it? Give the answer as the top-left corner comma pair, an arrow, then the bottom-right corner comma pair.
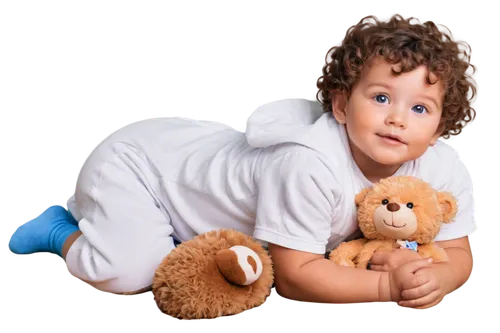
382,199 -> 389,205
407,202 -> 414,209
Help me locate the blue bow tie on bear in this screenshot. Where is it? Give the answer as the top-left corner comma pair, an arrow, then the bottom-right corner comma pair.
401,240 -> 418,251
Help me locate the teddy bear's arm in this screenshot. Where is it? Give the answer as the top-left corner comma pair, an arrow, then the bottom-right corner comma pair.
417,243 -> 449,263
329,238 -> 368,268
356,240 -> 395,269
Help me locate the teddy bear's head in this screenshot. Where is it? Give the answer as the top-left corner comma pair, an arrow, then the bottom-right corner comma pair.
355,176 -> 457,244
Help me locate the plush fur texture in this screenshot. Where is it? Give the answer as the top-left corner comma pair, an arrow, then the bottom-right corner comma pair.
152,229 -> 274,319
330,176 -> 458,268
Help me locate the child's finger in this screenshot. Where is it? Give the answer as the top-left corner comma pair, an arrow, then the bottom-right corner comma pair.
401,271 -> 430,290
403,258 -> 433,275
367,264 -> 387,271
401,281 -> 438,300
414,297 -> 443,309
368,252 -> 387,265
398,290 -> 439,310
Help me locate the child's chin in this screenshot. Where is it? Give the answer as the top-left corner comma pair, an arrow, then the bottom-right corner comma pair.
370,151 -> 407,167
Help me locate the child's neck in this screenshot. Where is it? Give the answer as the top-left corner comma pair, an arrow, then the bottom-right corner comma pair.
359,162 -> 401,183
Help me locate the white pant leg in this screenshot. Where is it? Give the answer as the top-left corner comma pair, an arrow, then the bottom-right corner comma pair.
67,194 -> 82,222
65,140 -> 176,294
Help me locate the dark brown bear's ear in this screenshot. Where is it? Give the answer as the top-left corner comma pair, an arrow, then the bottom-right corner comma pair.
355,188 -> 371,207
437,191 -> 458,223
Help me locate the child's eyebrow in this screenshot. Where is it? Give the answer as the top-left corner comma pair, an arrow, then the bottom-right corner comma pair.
366,82 -> 394,90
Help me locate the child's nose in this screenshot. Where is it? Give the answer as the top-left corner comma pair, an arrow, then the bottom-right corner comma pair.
385,107 -> 408,129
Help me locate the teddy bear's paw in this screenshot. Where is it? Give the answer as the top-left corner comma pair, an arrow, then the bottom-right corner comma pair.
338,258 -> 355,268
431,247 -> 450,263
329,255 -> 355,268
216,245 -> 263,286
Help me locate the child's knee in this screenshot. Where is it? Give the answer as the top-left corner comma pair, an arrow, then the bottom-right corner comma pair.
89,255 -> 169,294
70,259 -> 156,294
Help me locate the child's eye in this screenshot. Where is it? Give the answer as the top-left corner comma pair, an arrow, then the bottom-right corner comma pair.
412,105 -> 428,114
374,94 -> 389,104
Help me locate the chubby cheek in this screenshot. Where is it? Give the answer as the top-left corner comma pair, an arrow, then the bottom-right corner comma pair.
346,104 -> 379,143
345,121 -> 371,155
407,143 -> 428,159
407,129 -> 438,157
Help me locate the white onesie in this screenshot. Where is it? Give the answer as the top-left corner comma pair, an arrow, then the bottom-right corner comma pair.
65,98 -> 476,293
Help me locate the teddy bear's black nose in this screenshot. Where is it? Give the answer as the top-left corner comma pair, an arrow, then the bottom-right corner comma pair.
387,203 -> 400,212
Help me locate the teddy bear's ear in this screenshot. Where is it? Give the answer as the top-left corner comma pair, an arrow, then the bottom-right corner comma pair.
355,188 -> 371,207
437,191 -> 458,223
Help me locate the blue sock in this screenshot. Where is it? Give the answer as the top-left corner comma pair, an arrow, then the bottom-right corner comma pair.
9,205 -> 80,258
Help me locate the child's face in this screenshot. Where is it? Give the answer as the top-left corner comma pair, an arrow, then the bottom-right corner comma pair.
332,56 -> 444,168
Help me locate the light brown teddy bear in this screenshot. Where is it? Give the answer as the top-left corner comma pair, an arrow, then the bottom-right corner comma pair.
152,229 -> 274,319
329,175 -> 457,269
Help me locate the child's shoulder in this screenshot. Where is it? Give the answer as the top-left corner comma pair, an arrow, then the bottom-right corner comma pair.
419,139 -> 461,164
414,139 -> 468,188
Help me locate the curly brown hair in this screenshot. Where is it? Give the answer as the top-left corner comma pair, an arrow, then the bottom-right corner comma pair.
316,14 -> 476,138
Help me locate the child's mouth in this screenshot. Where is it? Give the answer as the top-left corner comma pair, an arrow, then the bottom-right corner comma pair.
377,134 -> 406,145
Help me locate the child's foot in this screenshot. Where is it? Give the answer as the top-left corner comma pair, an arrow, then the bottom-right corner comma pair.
9,205 -> 80,258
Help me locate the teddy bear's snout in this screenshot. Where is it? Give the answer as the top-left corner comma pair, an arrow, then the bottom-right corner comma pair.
386,203 -> 400,212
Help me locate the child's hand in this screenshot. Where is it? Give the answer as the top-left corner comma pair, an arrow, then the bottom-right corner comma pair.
383,258 -> 433,302
369,248 -> 423,271
397,266 -> 445,309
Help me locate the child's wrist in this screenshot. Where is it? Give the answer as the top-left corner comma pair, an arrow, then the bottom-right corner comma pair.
377,272 -> 392,302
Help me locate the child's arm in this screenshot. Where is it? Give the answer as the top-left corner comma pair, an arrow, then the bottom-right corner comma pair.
268,243 -> 431,303
256,153 -> 389,302
433,236 -> 474,293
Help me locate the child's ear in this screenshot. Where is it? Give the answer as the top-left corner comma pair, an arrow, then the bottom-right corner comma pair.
331,91 -> 348,124
437,191 -> 458,223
